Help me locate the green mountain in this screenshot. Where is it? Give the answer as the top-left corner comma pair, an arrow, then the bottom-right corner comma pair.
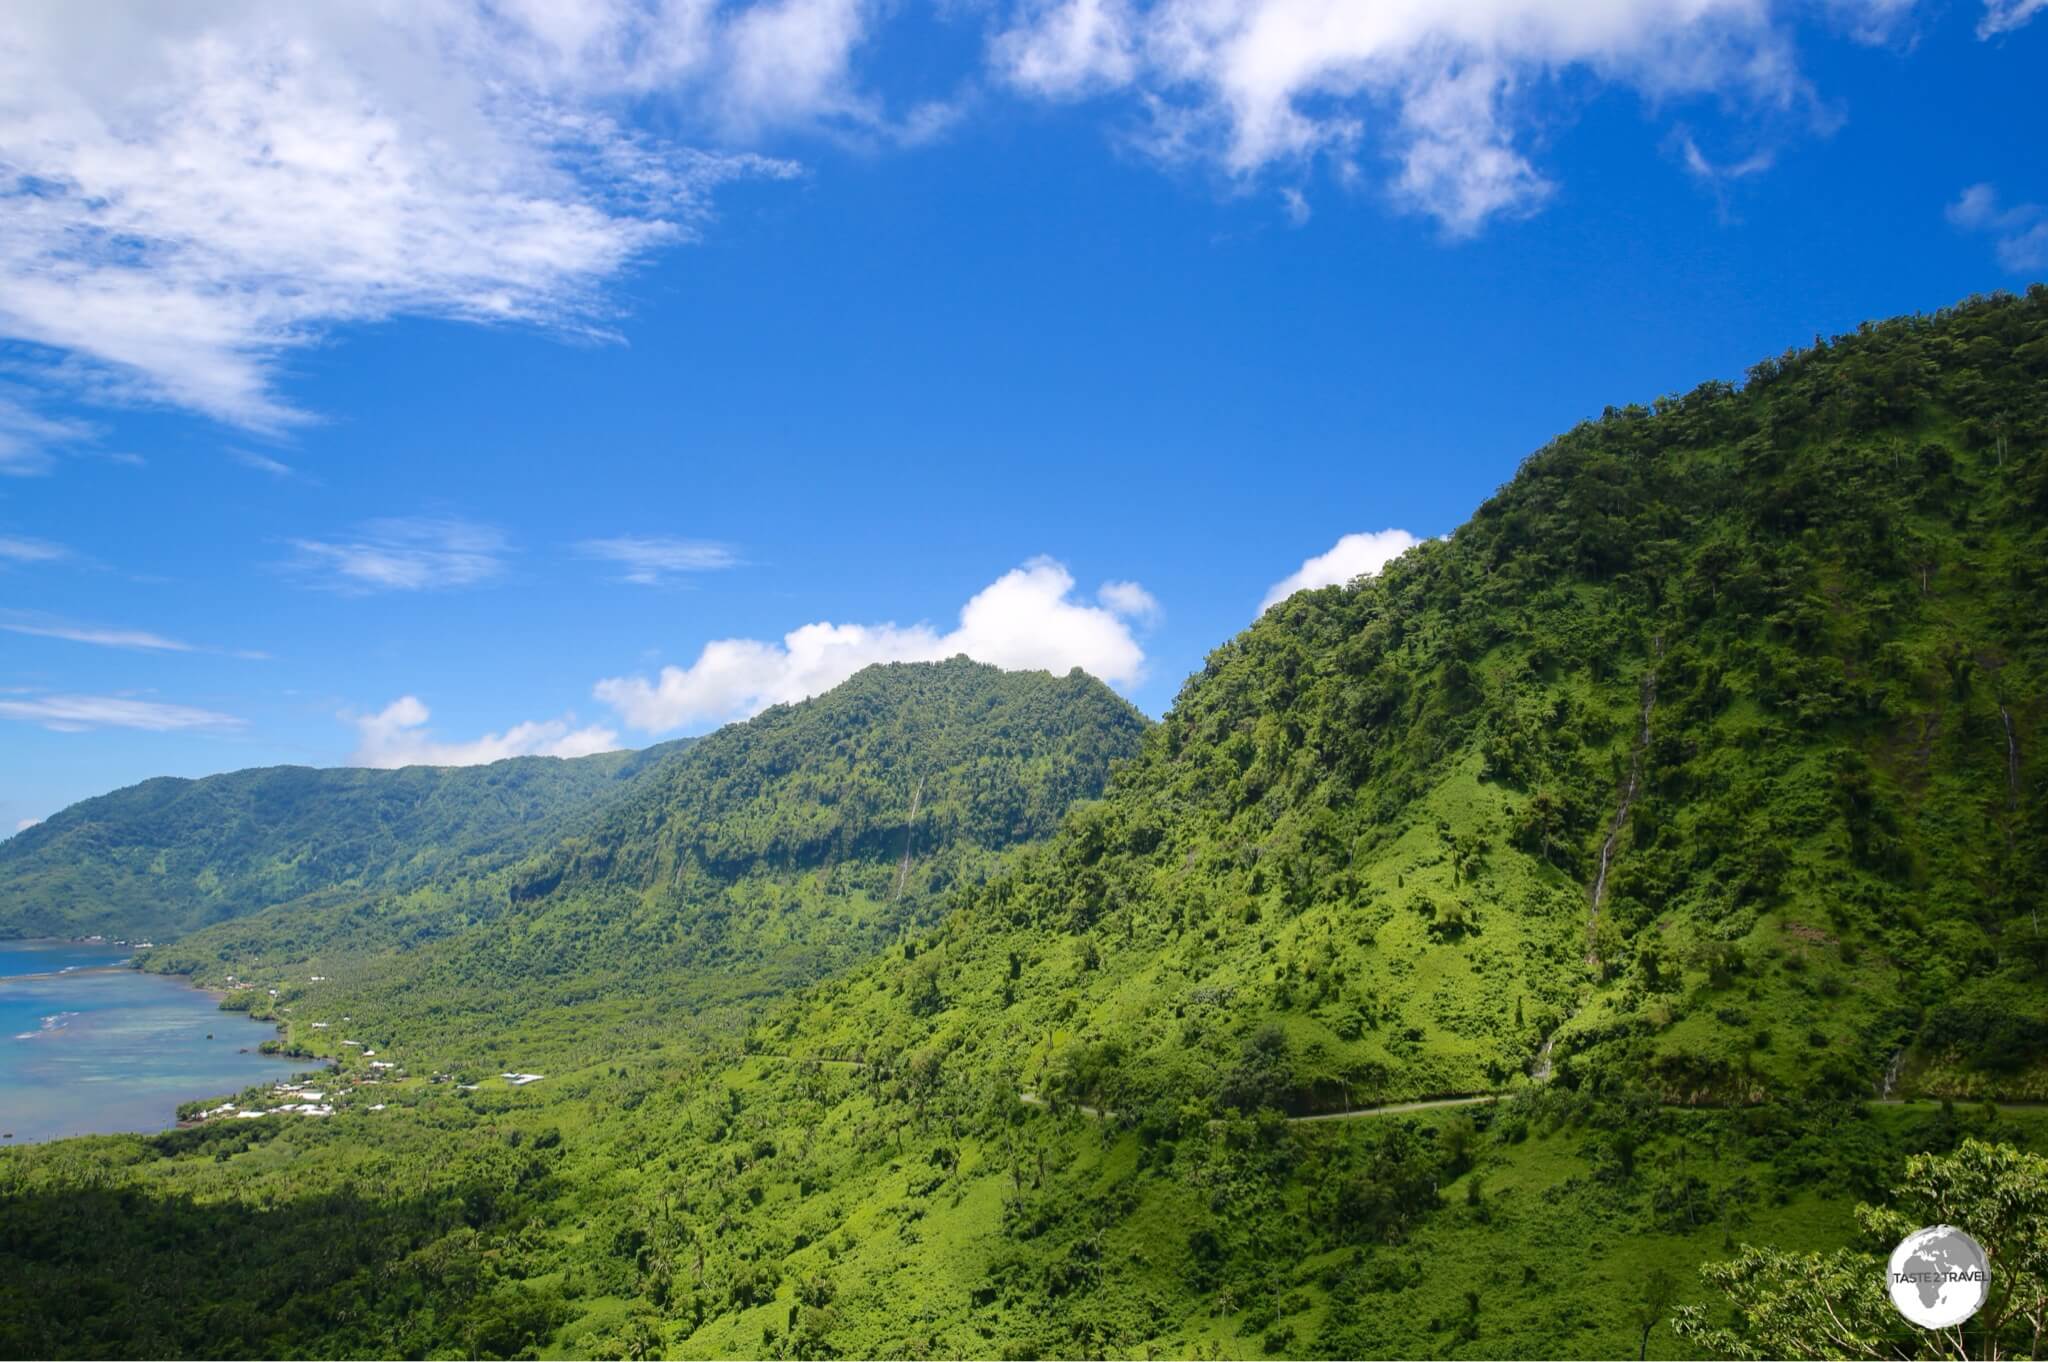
3,291 -> 2047,1362
712,289 -> 2048,1127
0,741 -> 691,941
141,657 -> 1153,1062
556,287 -> 2048,1358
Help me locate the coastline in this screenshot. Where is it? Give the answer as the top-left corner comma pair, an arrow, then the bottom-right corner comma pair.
1,941 -> 308,1144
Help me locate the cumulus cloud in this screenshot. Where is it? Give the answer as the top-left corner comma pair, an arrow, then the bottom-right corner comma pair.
595,556 -> 1154,732
289,516 -> 509,593
578,535 -> 741,584
1261,528 -> 1419,611
344,694 -> 620,768
1978,0 -> 2048,36
0,693 -> 244,732
1948,183 -> 2048,273
1097,579 -> 1162,624
989,0 -> 1905,234
0,2 -> 819,447
993,0 -> 1138,96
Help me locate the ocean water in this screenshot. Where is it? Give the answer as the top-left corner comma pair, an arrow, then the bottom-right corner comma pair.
0,939 -> 305,1144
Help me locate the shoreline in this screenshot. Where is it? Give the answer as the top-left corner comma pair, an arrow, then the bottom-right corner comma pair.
1,941 -> 309,1145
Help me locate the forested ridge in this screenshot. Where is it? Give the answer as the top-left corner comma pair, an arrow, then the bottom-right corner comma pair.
139,659 -> 1152,1063
3,289 -> 2047,1361
0,739 -> 691,940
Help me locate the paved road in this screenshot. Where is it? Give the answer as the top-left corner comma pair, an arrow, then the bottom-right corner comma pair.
1019,1089 -> 1496,1123
1290,1095 -> 1497,1121
1019,1090 -> 2048,1124
767,1056 -> 2048,1122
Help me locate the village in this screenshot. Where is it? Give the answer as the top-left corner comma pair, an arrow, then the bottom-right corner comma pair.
181,971 -> 542,1125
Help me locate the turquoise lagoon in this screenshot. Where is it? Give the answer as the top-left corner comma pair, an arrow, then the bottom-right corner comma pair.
0,940 -> 305,1144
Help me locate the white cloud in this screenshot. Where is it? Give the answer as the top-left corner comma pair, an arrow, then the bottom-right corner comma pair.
0,534 -> 70,563
994,0 -> 1138,96
595,556 -> 1152,732
1947,183 -> 2048,273
1676,133 -> 1775,185
722,0 -> 876,131
578,535 -> 740,584
0,2 -> 816,447
0,611 -> 266,657
227,448 -> 295,478
1673,129 -> 1777,218
13,818 -> 40,832
344,694 -> 620,768
1261,528 -> 1419,611
0,393 -> 95,475
989,0 -> 1902,234
0,617 -> 194,651
1098,578 -> 1162,624
1978,0 -> 2048,36
0,693 -> 245,732
289,516 -> 509,592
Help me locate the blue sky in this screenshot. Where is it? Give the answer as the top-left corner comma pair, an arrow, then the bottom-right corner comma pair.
1,0 -> 2044,831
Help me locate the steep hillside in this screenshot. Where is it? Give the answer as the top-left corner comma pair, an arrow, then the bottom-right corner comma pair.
146,658 -> 1152,1062
3,291 -> 2045,1362
764,288 -> 2048,1116
603,287 -> 2048,1355
0,741 -> 689,941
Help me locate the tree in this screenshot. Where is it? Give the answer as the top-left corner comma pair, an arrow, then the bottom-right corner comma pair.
1674,1139 -> 2048,1360
1860,1141 -> 2048,1361
1634,1267 -> 1679,1360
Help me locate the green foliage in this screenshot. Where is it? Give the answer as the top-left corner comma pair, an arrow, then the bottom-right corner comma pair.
5,290 -> 2048,1360
1675,1138 -> 2048,1360
0,739 -> 691,940
138,659 -> 1149,1067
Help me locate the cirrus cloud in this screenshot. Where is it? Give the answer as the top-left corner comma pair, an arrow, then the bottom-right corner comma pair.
594,556 -> 1154,732
0,693 -> 245,732
578,535 -> 741,585
0,617 -> 194,652
0,611 -> 269,658
0,533 -> 70,563
288,516 -> 510,593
